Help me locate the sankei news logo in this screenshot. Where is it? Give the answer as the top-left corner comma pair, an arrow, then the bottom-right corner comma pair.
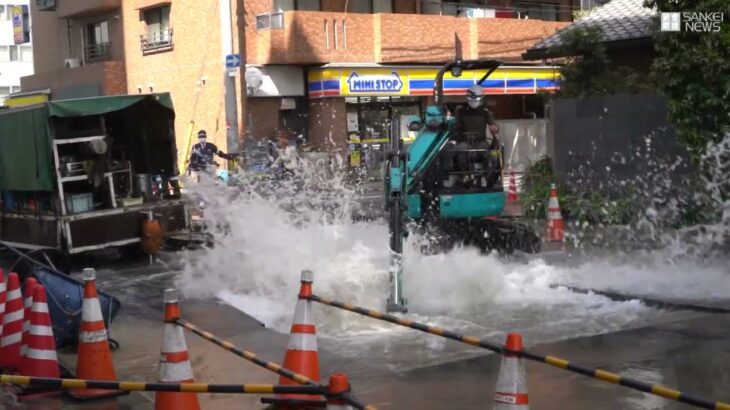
660,12 -> 724,32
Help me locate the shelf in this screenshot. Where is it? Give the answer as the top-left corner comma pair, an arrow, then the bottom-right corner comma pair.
60,168 -> 131,183
53,135 -> 106,145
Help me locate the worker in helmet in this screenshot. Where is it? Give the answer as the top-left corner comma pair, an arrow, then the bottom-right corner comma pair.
451,84 -> 501,188
188,129 -> 237,180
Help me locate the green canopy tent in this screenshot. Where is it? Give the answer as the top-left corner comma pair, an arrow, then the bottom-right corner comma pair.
0,93 -> 175,192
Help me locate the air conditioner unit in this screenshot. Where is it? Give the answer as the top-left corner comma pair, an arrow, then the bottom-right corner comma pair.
64,58 -> 80,68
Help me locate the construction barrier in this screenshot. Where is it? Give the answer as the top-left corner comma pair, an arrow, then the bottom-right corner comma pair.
307,294 -> 730,410
176,318 -> 317,386
0,374 -> 324,394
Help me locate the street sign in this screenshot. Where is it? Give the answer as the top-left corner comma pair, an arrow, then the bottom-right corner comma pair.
225,54 -> 241,68
227,67 -> 238,77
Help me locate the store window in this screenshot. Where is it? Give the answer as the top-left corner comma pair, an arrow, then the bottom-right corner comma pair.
346,96 -> 422,178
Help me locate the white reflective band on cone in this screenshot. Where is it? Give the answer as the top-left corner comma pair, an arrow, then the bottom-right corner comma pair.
161,323 -> 188,353
159,360 -> 194,382
287,333 -> 318,351
6,288 -> 21,301
4,309 -> 24,323
1,332 -> 22,346
26,348 -> 58,361
327,404 -> 354,410
80,329 -> 108,344
31,302 -> 49,313
292,299 -> 315,324
81,298 -> 104,322
548,211 -> 562,219
29,325 -> 54,336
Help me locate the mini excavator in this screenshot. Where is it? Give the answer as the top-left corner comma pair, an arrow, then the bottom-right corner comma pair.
384,59 -> 541,312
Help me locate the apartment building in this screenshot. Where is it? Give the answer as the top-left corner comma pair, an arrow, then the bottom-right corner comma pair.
21,0 -> 573,164
0,0 -> 33,104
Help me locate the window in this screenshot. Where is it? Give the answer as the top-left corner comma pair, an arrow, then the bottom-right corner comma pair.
20,46 -> 32,62
0,5 -> 5,20
0,87 -> 11,97
257,12 -> 284,30
85,21 -> 110,61
0,46 -> 8,62
373,0 -> 393,13
142,6 -> 173,53
296,0 -> 319,10
350,0 -> 372,13
144,5 -> 171,40
274,0 -> 320,11
9,46 -> 18,61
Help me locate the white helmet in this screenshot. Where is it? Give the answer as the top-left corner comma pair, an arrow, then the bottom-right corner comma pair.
466,84 -> 484,108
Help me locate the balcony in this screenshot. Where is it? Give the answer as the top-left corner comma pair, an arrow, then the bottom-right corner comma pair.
141,28 -> 173,54
247,10 -> 569,65
57,0 -> 121,18
85,42 -> 112,62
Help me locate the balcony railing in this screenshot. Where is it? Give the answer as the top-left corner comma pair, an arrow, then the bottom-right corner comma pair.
141,28 -> 174,54
85,42 -> 112,62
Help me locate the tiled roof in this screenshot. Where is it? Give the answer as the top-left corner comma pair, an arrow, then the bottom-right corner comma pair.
524,0 -> 656,57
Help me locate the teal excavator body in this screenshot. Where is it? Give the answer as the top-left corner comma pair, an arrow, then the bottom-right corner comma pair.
384,59 -> 540,312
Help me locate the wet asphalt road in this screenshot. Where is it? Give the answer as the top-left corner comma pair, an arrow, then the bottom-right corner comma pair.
2,250 -> 728,410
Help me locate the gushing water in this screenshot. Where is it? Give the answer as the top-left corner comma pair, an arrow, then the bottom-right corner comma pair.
178,137 -> 728,370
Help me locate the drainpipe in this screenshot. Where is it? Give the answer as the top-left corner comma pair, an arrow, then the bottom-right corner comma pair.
221,0 -> 239,155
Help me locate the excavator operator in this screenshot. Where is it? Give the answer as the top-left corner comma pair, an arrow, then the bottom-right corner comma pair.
452,84 -> 501,189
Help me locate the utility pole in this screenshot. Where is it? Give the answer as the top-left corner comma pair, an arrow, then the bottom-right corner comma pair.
236,0 -> 247,143
220,0 -> 239,155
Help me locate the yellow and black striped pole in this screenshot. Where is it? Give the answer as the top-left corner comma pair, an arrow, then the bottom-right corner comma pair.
175,319 -> 375,410
308,294 -> 730,410
0,375 -> 321,395
176,319 -> 316,386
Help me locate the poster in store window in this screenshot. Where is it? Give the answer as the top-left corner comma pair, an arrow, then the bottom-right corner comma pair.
346,112 -> 359,132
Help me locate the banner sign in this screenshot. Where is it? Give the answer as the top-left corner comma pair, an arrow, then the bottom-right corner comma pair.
12,5 -> 30,45
308,66 -> 560,98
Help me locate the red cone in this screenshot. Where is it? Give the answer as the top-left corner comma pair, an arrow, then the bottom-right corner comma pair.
0,268 -> 6,344
20,277 -> 38,361
18,284 -> 60,378
494,333 -> 529,409
0,272 -> 24,370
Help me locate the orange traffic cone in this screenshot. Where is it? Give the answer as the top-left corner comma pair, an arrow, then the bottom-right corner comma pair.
507,171 -> 518,203
19,284 -> 60,378
275,270 -> 324,407
154,288 -> 200,410
0,272 -> 24,370
68,268 -> 122,400
20,277 -> 39,361
494,333 -> 529,409
326,373 -> 354,410
547,183 -> 564,242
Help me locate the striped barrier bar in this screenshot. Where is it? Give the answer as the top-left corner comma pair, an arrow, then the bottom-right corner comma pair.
307,294 -> 730,410
176,319 -> 317,386
175,319 -> 375,410
0,374 -> 322,395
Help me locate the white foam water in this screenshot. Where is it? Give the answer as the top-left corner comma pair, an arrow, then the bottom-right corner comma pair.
177,142 -> 728,371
